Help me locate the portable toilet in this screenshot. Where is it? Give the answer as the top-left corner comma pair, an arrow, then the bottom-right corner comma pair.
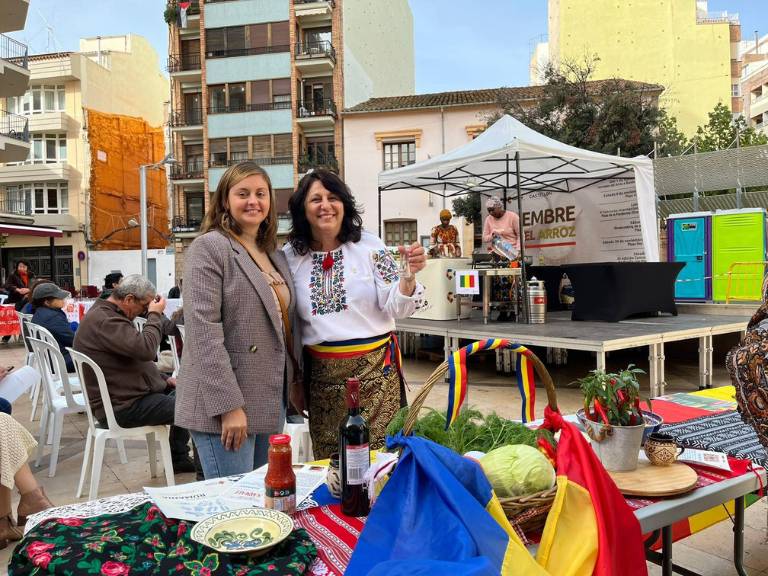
667,212 -> 711,301
711,208 -> 767,302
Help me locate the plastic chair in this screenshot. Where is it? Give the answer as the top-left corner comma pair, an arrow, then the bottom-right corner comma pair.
167,334 -> 181,378
16,313 -> 39,419
133,316 -> 147,332
283,420 -> 313,464
177,325 -> 185,344
67,348 -> 175,500
28,337 -> 87,477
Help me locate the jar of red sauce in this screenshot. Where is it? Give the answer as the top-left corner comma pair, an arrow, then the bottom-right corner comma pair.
264,434 -> 296,514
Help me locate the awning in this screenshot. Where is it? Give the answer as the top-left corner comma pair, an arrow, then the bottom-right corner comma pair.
0,224 -> 64,238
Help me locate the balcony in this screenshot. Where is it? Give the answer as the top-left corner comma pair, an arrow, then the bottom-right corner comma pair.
0,0 -> 30,34
294,41 -> 335,75
168,108 -> 203,134
207,101 -> 291,114
298,152 -> 338,174
0,33 -> 29,98
294,0 -> 333,25
171,215 -> 202,235
0,161 -> 70,185
205,44 -> 289,60
170,160 -> 205,183
0,195 -> 30,216
166,53 -> 201,81
0,110 -> 29,163
296,98 -> 337,130
209,155 -> 292,169
27,111 -> 69,133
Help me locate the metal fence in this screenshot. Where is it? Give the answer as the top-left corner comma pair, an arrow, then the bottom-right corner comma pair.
0,110 -> 29,142
0,33 -> 28,69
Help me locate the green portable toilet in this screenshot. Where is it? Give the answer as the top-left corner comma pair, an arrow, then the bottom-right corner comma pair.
711,208 -> 767,302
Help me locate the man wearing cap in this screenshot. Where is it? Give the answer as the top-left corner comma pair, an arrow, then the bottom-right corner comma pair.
31,282 -> 76,372
429,209 -> 462,257
482,197 -> 520,253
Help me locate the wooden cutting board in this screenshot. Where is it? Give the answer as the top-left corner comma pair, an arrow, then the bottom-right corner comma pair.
608,461 -> 698,497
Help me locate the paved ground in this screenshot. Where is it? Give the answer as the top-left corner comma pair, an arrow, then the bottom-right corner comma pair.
0,334 -> 766,575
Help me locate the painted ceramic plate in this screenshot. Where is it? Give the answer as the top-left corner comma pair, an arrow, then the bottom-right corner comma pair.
190,508 -> 294,555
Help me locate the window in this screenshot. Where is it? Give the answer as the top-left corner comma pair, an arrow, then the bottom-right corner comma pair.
230,137 -> 248,162
228,83 -> 246,112
20,133 -> 67,164
383,141 -> 415,170
732,83 -> 741,97
250,80 -> 270,106
6,85 -> 65,115
207,23 -> 289,58
206,28 -> 225,54
6,183 -> 68,214
209,85 -> 226,113
384,220 -> 417,246
304,26 -> 331,46
249,23 -> 268,50
185,194 -> 204,224
271,21 -> 289,48
209,139 -> 227,167
274,134 -> 292,159
272,78 -> 291,108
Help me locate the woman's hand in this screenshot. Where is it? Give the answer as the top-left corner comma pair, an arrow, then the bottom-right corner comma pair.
221,407 -> 248,451
289,380 -> 307,417
398,242 -> 426,296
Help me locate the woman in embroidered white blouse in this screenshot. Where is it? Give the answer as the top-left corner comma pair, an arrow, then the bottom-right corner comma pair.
283,169 -> 427,458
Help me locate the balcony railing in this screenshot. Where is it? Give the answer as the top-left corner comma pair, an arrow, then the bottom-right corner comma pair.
209,155 -> 292,168
205,44 -> 289,59
207,101 -> 291,114
169,108 -> 203,127
295,40 -> 336,62
0,34 -> 28,69
0,111 -> 29,142
297,98 -> 337,119
298,153 -> 338,173
295,0 -> 335,5
0,196 -> 31,216
171,216 -> 202,233
696,10 -> 739,24
187,1 -> 200,15
752,92 -> 768,107
170,161 -> 205,180
167,53 -> 201,73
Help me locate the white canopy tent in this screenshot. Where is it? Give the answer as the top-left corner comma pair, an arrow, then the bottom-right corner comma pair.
377,114 -> 658,320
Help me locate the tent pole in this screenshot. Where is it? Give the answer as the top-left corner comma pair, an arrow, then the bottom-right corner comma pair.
515,152 -> 529,323
378,186 -> 382,238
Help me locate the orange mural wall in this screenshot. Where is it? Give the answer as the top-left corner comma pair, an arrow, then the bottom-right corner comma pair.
87,110 -> 169,251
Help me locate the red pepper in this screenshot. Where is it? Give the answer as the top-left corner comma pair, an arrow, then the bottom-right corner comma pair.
593,399 -> 610,425
617,390 -> 627,406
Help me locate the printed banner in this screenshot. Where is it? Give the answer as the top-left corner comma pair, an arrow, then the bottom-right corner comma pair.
0,305 -> 20,337
520,178 -> 646,265
455,270 -> 479,295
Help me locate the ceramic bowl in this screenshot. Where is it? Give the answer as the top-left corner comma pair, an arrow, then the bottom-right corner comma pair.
190,508 -> 294,555
641,410 -> 663,444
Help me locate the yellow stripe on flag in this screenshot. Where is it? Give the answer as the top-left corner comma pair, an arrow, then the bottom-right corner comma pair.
691,385 -> 736,403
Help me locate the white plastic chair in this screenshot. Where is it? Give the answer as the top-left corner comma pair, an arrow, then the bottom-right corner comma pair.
67,348 -> 175,500
28,337 -> 87,477
167,334 -> 181,378
283,421 -> 313,464
27,323 -> 82,421
0,294 -> 8,305
16,313 -> 40,419
133,316 -> 147,332
177,325 -> 185,343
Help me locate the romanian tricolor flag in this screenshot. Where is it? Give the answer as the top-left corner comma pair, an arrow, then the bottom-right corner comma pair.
446,338 -> 536,427
348,422 -> 647,575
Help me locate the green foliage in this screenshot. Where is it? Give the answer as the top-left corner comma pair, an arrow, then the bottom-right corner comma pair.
578,364 -> 647,426
451,193 -> 482,225
694,102 -> 768,152
386,406 -> 556,454
655,110 -> 689,156
164,1 -> 179,24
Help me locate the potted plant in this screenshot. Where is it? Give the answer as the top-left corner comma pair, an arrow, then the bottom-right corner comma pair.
576,365 -> 656,472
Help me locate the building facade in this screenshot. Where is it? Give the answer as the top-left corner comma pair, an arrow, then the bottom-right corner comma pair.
0,0 -> 31,164
740,33 -> 768,135
166,0 -> 414,278
537,0 -> 741,135
0,34 -> 170,290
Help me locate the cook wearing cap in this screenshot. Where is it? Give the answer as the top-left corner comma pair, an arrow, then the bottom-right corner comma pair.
429,209 -> 462,258
30,282 -> 76,372
482,196 -> 520,251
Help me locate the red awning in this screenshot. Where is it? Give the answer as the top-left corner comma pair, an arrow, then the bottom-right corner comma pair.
0,224 -> 64,238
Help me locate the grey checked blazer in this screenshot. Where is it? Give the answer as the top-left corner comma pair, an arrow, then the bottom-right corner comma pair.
175,230 -> 301,435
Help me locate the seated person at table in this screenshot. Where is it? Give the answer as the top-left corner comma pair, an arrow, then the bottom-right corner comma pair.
429,209 -> 462,257
99,271 -> 123,300
0,412 -> 54,547
482,196 -> 520,253
73,274 -> 194,473
31,282 -> 76,373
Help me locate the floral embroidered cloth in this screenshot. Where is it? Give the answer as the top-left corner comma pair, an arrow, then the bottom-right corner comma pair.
9,503 -> 316,575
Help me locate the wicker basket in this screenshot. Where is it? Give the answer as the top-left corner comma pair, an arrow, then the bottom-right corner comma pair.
401,343 -> 559,533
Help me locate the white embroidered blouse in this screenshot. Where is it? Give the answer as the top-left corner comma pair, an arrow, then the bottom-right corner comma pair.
283,231 -> 425,346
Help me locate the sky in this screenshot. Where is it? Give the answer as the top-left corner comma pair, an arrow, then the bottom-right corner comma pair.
8,0 -> 766,94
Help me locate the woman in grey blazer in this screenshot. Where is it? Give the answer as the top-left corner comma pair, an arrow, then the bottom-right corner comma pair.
175,162 -> 303,477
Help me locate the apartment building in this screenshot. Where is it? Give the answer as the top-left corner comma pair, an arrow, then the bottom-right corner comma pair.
166,0 -> 414,276
0,0 -> 31,166
0,34 -> 169,290
740,33 -> 768,135
534,0 -> 741,135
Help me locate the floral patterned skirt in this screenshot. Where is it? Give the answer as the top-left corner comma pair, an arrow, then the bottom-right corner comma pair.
306,345 -> 404,460
9,502 -> 316,575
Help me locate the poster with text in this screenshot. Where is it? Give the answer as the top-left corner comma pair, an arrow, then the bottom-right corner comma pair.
519,178 -> 645,265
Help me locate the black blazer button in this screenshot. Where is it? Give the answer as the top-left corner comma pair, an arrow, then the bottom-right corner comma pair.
249,345 -> 258,353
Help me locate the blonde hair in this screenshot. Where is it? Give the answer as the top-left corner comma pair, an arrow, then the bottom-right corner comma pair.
201,161 -> 278,252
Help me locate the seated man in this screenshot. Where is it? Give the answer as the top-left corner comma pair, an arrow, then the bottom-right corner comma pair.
73,274 -> 193,473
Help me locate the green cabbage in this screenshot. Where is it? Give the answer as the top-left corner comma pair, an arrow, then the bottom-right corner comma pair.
480,444 -> 556,497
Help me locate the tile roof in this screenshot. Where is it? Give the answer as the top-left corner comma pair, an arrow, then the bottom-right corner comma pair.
344,80 -> 664,114
27,52 -> 73,62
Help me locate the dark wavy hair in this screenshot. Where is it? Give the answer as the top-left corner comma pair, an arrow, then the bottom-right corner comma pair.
287,169 -> 363,255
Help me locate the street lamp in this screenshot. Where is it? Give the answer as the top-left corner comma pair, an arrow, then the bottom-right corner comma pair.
139,153 -> 176,277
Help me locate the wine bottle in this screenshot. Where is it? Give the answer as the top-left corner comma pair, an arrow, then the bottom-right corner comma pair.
339,377 -> 370,517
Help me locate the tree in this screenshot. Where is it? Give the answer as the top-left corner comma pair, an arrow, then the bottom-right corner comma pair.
451,193 -> 482,226
694,102 -> 768,152
655,110 -> 689,157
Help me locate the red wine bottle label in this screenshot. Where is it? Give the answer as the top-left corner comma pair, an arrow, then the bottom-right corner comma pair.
344,444 -> 370,486
265,486 -> 296,514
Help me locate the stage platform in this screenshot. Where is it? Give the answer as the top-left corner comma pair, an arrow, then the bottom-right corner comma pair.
395,310 -> 752,397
